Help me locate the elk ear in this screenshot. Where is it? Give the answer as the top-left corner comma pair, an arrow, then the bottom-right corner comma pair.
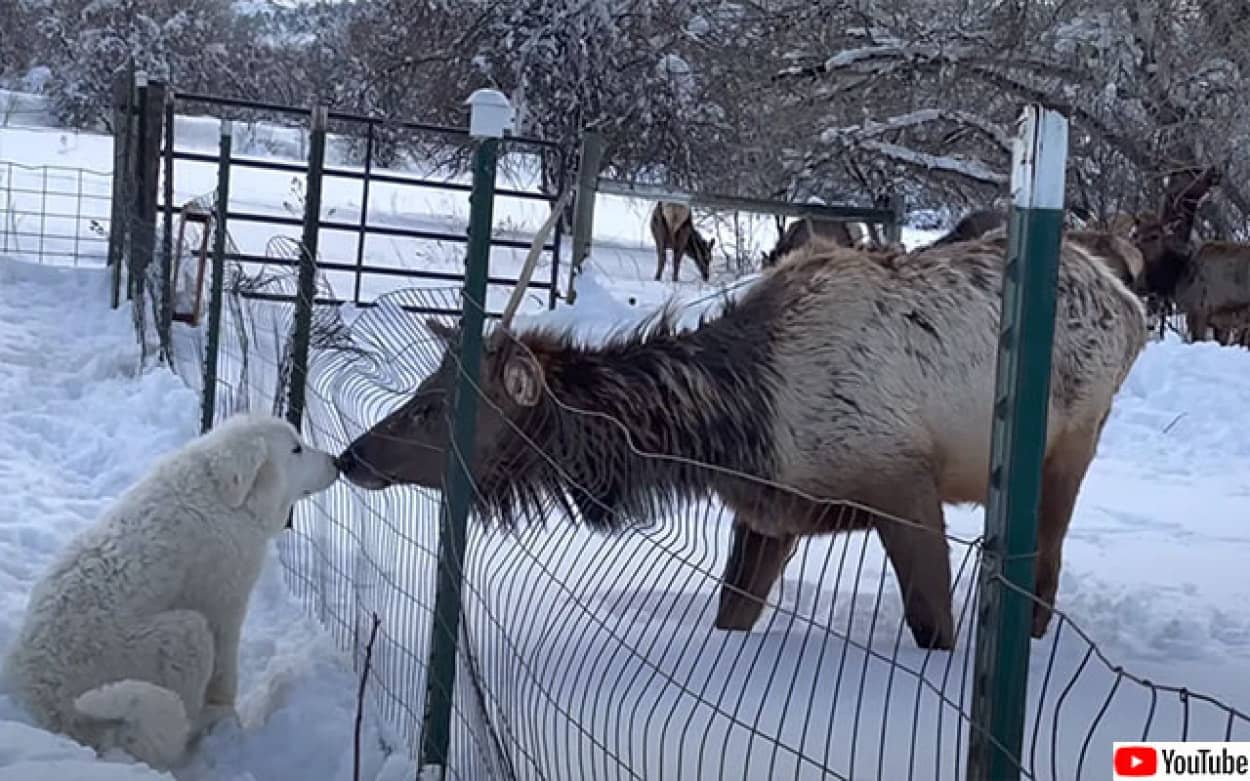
426,317 -> 457,346
501,351 -> 543,407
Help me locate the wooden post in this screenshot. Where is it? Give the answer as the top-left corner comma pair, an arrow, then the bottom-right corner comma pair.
158,87 -> 176,365
886,192 -> 905,244
566,130 -> 603,305
285,105 -> 328,432
966,104 -> 1069,781
200,122 -> 232,434
351,122 -> 375,305
107,65 -> 135,309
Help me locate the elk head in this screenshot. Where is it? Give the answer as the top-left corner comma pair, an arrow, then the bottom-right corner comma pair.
335,188 -> 570,491
334,318 -> 546,490
1132,213 -> 1194,298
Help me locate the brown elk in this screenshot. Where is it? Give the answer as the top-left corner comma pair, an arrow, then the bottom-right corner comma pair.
1066,230 -> 1145,290
1163,241 -> 1250,344
336,231 -> 1147,651
761,217 -> 865,269
650,201 -> 714,282
1131,166 -> 1223,336
928,209 -> 1007,247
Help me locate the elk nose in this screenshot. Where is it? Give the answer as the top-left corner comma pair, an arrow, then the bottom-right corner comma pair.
334,449 -> 357,473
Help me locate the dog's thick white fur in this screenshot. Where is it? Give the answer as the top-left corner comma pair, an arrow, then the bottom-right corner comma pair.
2,413 -> 339,770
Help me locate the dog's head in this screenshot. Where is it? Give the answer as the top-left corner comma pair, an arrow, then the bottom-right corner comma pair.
201,413 -> 339,532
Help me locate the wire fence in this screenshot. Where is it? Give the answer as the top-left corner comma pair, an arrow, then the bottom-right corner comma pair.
0,160 -> 113,265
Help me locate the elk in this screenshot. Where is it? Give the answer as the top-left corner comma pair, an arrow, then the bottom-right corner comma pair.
1066,229 -> 1145,289
1131,166 -> 1223,337
336,229 -> 1147,651
928,208 -> 1007,247
761,217 -> 865,269
650,201 -> 715,282
1164,241 -> 1250,344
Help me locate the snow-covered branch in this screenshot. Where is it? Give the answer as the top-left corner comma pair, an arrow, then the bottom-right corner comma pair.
819,108 -> 1013,155
855,140 -> 1008,185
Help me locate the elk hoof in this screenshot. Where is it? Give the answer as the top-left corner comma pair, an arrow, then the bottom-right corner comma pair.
1031,603 -> 1054,639
908,620 -> 956,652
714,588 -> 766,631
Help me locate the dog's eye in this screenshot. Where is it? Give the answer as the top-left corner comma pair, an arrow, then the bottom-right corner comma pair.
292,444 -> 302,454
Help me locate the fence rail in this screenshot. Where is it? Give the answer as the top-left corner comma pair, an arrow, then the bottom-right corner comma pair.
151,110 -> 567,319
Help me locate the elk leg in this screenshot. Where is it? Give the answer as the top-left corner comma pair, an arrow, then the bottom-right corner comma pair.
650,208 -> 668,281
1032,424 -> 1099,638
653,243 -> 667,281
672,224 -> 692,282
1186,311 -> 1208,342
714,521 -> 796,631
872,474 -> 955,651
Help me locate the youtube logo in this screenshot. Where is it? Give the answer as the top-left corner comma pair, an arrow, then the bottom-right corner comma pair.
1114,745 -> 1158,776
1113,741 -> 1250,778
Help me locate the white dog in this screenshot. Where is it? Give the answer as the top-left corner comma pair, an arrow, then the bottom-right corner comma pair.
2,413 -> 339,770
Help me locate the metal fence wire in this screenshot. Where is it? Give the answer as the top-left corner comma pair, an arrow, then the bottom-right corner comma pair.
0,160 -> 113,265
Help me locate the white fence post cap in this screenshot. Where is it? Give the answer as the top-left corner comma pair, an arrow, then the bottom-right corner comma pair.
465,89 -> 513,139
1011,104 -> 1068,210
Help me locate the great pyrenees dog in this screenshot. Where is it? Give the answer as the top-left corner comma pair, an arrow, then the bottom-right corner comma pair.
2,413 -> 339,770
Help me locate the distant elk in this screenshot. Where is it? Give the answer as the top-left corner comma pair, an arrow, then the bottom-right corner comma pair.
928,209 -> 1007,247
337,229 -> 1147,651
1066,230 -> 1145,290
649,201 -> 715,282
1130,166 -> 1241,342
761,217 -> 866,269
1139,234 -> 1250,345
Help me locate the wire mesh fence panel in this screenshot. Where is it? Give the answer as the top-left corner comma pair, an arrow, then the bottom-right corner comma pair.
0,161 -> 113,265
278,290 -> 1248,780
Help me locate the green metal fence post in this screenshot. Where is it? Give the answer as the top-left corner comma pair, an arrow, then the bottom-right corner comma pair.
967,104 -> 1070,781
418,88 -> 510,781
200,121 -> 232,434
566,130 -> 603,305
286,105 -> 328,433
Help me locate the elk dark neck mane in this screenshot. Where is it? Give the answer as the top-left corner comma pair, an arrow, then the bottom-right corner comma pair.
482,285 -> 786,531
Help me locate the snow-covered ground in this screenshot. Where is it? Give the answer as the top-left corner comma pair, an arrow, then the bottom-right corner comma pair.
1,90 -> 1249,780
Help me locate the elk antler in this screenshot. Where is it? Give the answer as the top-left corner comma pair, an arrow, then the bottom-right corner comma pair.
500,187 -> 575,330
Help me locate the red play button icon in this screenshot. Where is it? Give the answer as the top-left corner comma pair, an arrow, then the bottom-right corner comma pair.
1115,745 -> 1158,776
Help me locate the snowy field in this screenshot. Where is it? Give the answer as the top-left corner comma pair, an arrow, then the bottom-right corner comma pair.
1,91 -> 1249,780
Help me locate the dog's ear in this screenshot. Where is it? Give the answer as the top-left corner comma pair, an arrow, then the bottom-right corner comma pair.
210,434 -> 269,509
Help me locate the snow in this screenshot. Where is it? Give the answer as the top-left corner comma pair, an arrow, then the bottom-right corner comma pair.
0,93 -> 1248,780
